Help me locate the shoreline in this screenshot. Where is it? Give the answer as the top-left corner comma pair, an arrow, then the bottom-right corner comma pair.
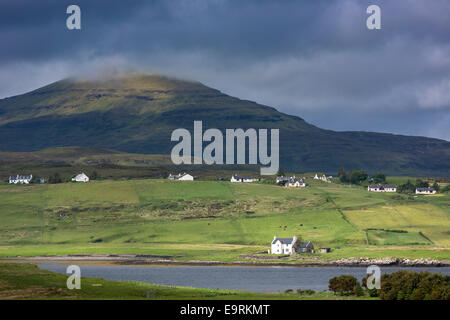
1,254 -> 449,268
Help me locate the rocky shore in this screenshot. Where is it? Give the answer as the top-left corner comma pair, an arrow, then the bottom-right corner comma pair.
332,257 -> 445,267
1,254 -> 448,267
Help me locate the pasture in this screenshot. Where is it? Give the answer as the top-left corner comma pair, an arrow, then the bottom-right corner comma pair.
0,178 -> 448,261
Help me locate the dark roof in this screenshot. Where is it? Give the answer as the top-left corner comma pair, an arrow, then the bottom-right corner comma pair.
271,237 -> 295,245
169,173 -> 191,179
233,175 -> 255,180
368,184 -> 396,188
9,174 -> 32,180
299,241 -> 313,248
416,187 -> 435,191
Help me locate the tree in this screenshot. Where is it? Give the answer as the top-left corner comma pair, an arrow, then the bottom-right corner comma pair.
338,167 -> 348,183
29,176 -> 39,184
278,180 -> 287,186
277,166 -> 285,177
91,171 -> 98,180
329,275 -> 358,296
362,275 -> 379,297
378,271 -> 450,300
48,172 -> 62,184
353,282 -> 364,296
432,182 -> 440,192
329,276 -> 340,294
338,168 -> 368,185
397,180 -> 415,194
297,288 -> 315,295
415,179 -> 429,188
349,169 -> 368,185
372,173 -> 386,184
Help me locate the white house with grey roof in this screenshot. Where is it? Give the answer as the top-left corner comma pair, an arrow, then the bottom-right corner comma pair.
271,236 -> 314,254
271,236 -> 298,254
415,187 -> 436,195
276,176 -> 306,187
368,184 -> 396,192
230,175 -> 259,183
286,177 -> 306,188
314,174 -> 330,182
9,174 -> 33,184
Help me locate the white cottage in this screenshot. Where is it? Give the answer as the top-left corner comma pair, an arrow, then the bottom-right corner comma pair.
230,175 -> 259,183
178,173 -> 194,181
314,174 -> 330,182
270,236 -> 314,254
415,187 -> 436,195
368,184 -> 396,192
286,177 -> 306,188
9,174 -> 33,184
72,172 -> 89,182
271,236 -> 298,254
168,173 -> 194,181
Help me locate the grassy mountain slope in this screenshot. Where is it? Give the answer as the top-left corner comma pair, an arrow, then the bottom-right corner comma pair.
0,73 -> 449,176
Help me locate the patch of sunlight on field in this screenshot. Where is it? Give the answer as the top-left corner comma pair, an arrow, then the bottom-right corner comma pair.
344,203 -> 450,246
45,180 -> 139,206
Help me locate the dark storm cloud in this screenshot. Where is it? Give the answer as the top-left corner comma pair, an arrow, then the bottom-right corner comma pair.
0,0 -> 449,140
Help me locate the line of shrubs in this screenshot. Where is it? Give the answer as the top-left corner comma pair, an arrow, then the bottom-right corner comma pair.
366,228 -> 407,233
329,271 -> 449,300
284,288 -> 316,295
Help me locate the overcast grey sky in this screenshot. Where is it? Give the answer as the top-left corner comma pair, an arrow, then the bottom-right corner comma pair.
1,0 -> 449,140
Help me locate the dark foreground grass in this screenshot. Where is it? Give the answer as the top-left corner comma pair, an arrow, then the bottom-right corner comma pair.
0,263 -> 373,300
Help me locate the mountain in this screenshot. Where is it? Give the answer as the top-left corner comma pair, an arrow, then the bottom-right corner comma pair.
0,146 -> 172,167
0,73 -> 449,176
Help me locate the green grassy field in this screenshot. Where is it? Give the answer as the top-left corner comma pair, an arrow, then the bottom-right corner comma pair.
1,262 -> 370,300
0,179 -> 449,261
